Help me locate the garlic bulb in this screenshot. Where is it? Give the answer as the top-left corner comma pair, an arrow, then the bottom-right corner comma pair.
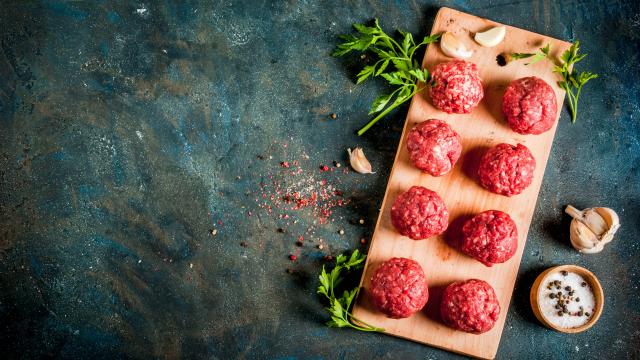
440,32 -> 473,59
347,147 -> 374,174
565,205 -> 620,253
474,26 -> 506,47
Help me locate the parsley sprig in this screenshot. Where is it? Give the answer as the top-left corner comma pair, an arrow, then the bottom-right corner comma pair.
333,19 -> 441,135
510,43 -> 551,65
552,41 -> 598,123
317,250 -> 384,332
510,41 -> 597,123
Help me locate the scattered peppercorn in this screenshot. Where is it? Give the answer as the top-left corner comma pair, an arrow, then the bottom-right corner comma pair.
561,270 -> 568,276
550,293 -> 556,299
324,255 -> 333,261
318,244 -> 324,250
360,238 -> 366,244
330,113 -> 337,119
585,312 -> 590,317
359,219 -> 365,224
576,297 -> 580,302
277,228 -> 285,233
338,229 -> 344,235
286,268 -> 293,274
289,254 -> 297,261
280,161 -> 290,168
240,241 -> 248,247
210,228 -> 218,236
581,282 -> 587,287
334,161 -> 341,168
565,286 -> 571,291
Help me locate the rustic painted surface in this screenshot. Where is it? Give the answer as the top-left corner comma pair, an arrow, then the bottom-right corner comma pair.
0,1 -> 638,359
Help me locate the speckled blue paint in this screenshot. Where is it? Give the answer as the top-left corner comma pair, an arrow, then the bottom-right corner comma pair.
0,1 -> 638,359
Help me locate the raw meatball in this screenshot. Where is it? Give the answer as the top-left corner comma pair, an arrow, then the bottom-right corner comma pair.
370,257 -> 429,319
461,210 -> 518,266
477,143 -> 536,197
429,60 -> 484,114
390,186 -> 449,240
440,279 -> 500,334
406,119 -> 462,176
502,76 -> 557,135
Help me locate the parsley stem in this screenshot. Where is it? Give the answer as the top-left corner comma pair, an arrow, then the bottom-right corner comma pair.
357,86 -> 421,136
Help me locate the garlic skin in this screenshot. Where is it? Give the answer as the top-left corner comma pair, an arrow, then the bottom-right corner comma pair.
348,147 -> 374,174
440,32 -> 473,59
565,205 -> 620,253
474,26 -> 506,47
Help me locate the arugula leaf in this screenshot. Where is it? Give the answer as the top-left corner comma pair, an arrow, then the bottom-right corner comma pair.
317,250 -> 384,332
333,19 -> 441,135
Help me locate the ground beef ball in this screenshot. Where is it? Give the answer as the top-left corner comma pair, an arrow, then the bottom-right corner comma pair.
461,210 -> 518,266
369,257 -> 429,318
502,76 -> 557,135
429,60 -> 484,114
440,279 -> 500,334
390,186 -> 449,240
406,119 -> 462,176
477,143 -> 536,196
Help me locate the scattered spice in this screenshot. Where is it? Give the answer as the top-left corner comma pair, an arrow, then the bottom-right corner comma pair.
318,244 -> 324,250
360,238 -> 366,244
240,241 -> 248,248
280,161 -> 290,168
289,254 -> 298,261
320,165 -> 330,172
338,229 -> 345,235
324,255 -> 333,261
210,228 -> 218,236
358,218 -> 365,224
330,113 -> 337,119
334,161 -> 341,168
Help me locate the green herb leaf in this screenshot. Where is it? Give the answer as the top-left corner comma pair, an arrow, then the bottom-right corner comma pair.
316,250 -> 384,332
369,93 -> 393,114
510,41 -> 597,122
333,19 -> 441,134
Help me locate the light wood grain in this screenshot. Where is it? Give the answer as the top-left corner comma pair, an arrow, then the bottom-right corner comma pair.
351,7 -> 571,360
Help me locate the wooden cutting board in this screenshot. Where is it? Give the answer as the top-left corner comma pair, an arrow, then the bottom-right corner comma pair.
352,7 -> 571,359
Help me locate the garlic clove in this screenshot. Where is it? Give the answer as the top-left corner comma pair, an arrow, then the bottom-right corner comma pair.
348,147 -> 374,174
474,26 -> 506,47
565,205 -> 620,253
440,32 -> 473,59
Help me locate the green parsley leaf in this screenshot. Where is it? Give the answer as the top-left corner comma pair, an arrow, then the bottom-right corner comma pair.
317,250 -> 384,332
333,19 -> 441,135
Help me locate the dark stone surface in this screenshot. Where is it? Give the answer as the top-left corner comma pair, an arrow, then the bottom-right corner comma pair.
1,1 -> 639,359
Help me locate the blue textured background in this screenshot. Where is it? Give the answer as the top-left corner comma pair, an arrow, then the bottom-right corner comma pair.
1,1 -> 639,359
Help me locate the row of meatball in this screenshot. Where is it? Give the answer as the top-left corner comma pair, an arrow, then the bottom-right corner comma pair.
367,60 -> 559,332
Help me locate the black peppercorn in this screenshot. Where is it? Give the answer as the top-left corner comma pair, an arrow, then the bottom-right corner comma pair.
585,312 -> 590,317
561,270 -> 568,276
557,311 -> 564,316
550,293 -> 556,299
576,297 -> 580,302
581,282 -> 587,287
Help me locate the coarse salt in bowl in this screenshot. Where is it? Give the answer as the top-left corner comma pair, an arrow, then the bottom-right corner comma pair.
530,265 -> 604,333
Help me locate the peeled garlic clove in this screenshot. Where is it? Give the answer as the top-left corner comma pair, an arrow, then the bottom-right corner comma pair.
565,205 -> 620,253
440,32 -> 473,59
348,147 -> 374,174
474,26 -> 506,47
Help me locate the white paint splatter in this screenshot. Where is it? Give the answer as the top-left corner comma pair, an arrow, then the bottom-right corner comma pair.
136,130 -> 143,140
